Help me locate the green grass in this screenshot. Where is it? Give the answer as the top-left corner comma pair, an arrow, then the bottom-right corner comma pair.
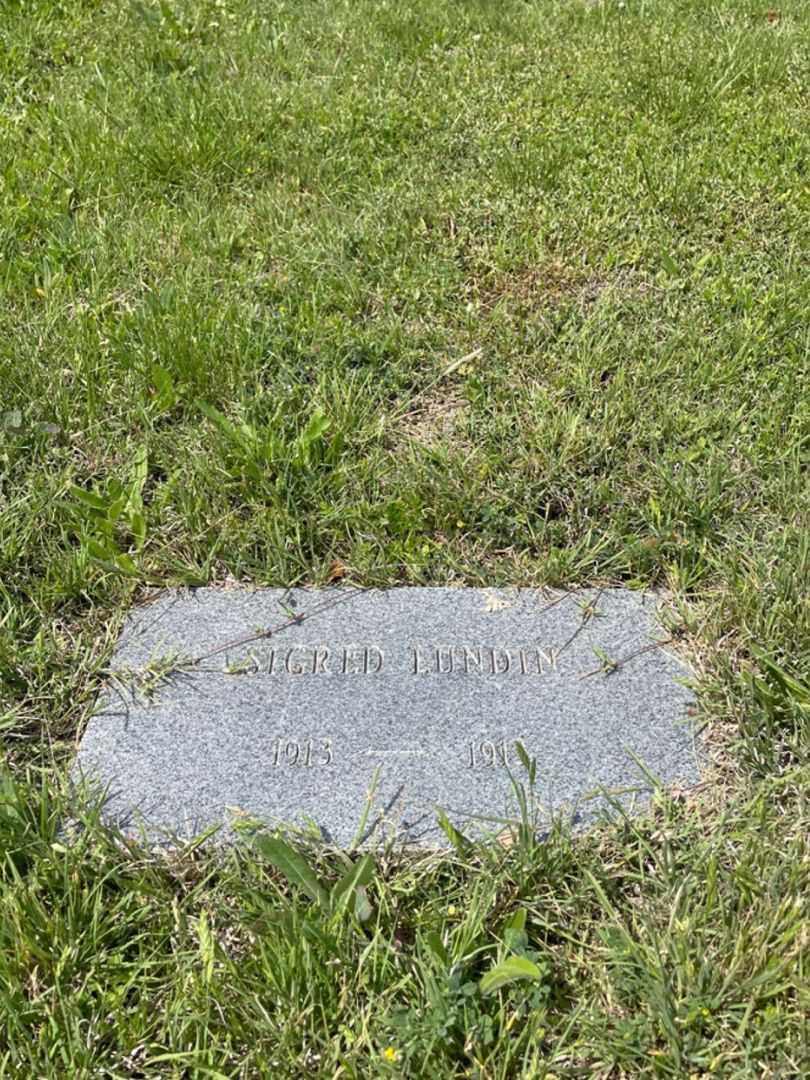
1,0 -> 809,1074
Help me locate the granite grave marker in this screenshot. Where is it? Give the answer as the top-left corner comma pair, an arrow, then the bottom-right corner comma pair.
74,587 -> 700,846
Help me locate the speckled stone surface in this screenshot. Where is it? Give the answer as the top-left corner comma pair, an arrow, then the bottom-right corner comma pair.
74,587 -> 700,847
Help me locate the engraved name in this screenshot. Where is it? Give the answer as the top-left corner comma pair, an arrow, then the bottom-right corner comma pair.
230,644 -> 551,676
412,646 -> 551,675
233,645 -> 384,675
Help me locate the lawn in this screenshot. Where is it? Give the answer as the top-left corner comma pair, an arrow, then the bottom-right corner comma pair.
1,0 -> 809,1075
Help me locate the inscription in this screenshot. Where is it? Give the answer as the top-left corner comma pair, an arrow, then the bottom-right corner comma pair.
467,738 -> 516,769
230,644 -> 552,676
271,737 -> 333,767
236,645 -> 384,675
412,646 -> 550,675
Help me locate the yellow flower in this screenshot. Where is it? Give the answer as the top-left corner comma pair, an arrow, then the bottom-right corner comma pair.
382,1046 -> 398,1062
447,904 -> 458,916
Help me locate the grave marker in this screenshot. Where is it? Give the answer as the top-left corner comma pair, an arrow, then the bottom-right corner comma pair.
74,587 -> 700,846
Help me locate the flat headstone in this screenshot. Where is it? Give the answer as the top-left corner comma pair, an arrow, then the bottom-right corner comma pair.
74,587 -> 700,847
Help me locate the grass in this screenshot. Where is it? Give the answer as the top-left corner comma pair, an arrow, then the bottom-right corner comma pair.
1,0 -> 809,1074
